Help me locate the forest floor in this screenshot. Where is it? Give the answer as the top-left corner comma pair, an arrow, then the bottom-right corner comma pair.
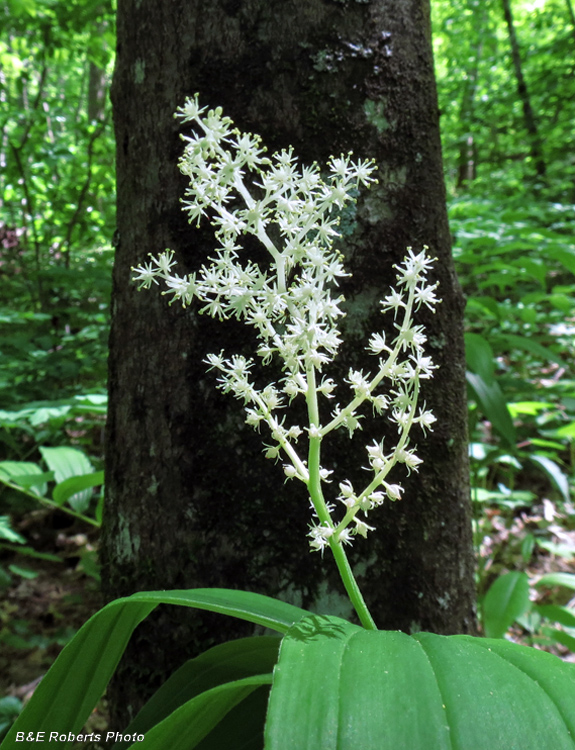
1,511 -> 107,743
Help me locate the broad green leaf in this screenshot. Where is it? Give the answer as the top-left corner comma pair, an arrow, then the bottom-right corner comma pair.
2,589 -> 308,750
114,636 -> 280,748
40,446 -> 95,510
465,333 -> 495,384
536,605 -> 575,629
548,246 -> 575,276
482,571 -> 530,638
541,627 -> 575,652
507,401 -> 553,417
0,461 -> 48,497
39,446 -> 94,482
537,539 -> 575,559
29,406 -> 71,426
536,572 -> 575,590
6,471 -> 54,490
466,371 -> 516,447
521,532 -> 535,562
549,293 -> 575,313
553,422 -> 575,439
513,257 -> 547,286
265,614 -> 575,750
471,487 -> 535,506
528,454 -> 570,503
131,675 -> 272,750
52,471 -> 104,512
465,296 -> 501,319
194,684 -> 270,750
2,601 -> 154,750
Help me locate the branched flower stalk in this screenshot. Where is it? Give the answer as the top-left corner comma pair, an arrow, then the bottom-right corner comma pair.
132,95 -> 441,630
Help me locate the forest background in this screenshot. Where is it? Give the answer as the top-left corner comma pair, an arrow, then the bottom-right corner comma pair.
1,0 -> 575,738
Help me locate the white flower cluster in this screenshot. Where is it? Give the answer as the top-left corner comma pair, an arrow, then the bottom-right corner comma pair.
132,94 -> 440,554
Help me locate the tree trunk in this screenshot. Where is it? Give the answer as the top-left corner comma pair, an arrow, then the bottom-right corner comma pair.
500,0 -> 547,179
456,0 -> 487,188
104,0 -> 477,726
88,62 -> 107,123
565,0 -> 575,52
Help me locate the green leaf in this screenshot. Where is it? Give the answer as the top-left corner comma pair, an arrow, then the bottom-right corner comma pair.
2,589 -> 308,750
466,371 -> 517,447
482,571 -> 530,638
40,446 -> 95,511
8,471 -> 55,490
0,461 -> 48,497
507,401 -> 554,417
131,675 -> 272,750
114,637 -> 280,748
194,684 -> 270,750
28,405 -> 72,426
465,296 -> 501,319
541,626 -> 575,652
536,539 -> 575,559
39,446 -> 94,481
528,454 -> 570,503
521,532 -> 535,562
548,246 -> 575,276
536,605 -> 575,629
52,470 -> 104,512
8,564 -> 38,579
465,333 -> 495,384
471,487 -> 535,507
265,614 -> 575,750
493,333 -> 568,370
0,516 -> 26,544
553,422 -> 575,439
536,572 -> 575,590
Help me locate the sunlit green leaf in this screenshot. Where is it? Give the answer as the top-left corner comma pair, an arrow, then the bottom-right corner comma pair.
265,614 -> 575,750
40,446 -> 95,511
536,573 -> 575,591
528,454 -> 570,503
0,461 -> 48,497
52,471 -> 104,512
482,571 -> 530,638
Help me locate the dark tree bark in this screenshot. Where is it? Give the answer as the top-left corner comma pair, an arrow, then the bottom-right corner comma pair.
104,0 -> 477,726
500,0 -> 547,179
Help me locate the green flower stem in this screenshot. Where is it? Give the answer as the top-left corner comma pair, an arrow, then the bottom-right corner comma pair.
306,364 -> 377,631
328,533 -> 378,630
